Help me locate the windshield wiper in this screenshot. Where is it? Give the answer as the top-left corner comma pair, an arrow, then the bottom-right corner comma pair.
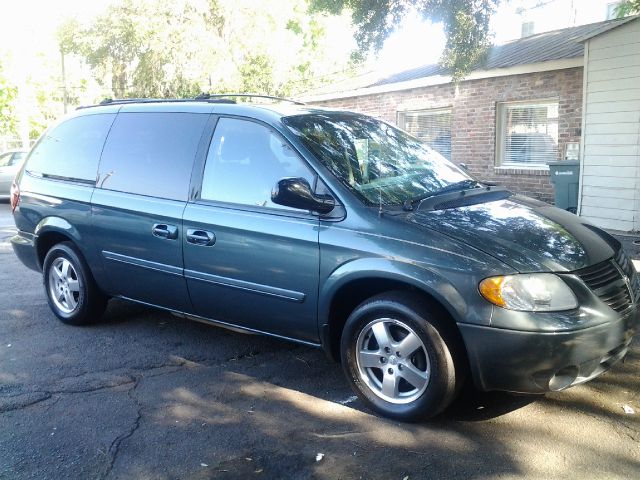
402,179 -> 482,211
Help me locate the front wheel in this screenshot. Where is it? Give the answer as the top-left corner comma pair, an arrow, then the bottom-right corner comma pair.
341,292 -> 464,421
43,242 -> 107,325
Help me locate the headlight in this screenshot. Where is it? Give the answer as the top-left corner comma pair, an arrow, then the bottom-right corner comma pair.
479,273 -> 578,312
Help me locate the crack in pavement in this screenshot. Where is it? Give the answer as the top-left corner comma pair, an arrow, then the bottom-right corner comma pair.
1,344 -> 317,415
0,363 -> 184,413
101,376 -> 143,480
0,365 -> 176,478
0,392 -> 53,413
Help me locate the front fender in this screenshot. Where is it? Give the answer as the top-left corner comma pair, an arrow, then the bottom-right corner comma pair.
318,257 -> 470,327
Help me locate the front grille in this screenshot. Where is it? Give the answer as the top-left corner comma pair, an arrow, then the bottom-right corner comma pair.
576,260 -> 621,290
575,256 -> 634,313
615,249 -> 634,276
615,249 -> 640,303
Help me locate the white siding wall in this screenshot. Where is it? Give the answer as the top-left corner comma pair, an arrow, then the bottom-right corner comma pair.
579,19 -> 640,232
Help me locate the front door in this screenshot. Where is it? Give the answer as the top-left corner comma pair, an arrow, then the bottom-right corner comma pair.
183,117 -> 320,343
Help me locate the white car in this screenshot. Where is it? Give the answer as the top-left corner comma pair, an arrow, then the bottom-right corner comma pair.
0,150 -> 27,198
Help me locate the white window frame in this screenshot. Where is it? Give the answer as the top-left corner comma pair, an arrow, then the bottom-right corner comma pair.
496,99 -> 559,170
397,107 -> 452,160
606,2 -> 620,20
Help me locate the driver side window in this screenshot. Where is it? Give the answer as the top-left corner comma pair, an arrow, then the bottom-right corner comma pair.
201,118 -> 315,210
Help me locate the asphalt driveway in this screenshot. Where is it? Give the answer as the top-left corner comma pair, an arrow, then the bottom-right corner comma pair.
0,202 -> 638,479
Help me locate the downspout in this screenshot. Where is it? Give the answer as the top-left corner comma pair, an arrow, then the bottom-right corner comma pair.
576,40 -> 589,217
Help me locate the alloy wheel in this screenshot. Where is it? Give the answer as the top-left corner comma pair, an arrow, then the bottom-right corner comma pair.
356,318 -> 431,404
48,257 -> 81,314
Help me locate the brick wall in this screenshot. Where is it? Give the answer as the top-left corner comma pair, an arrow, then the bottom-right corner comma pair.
312,67 -> 584,204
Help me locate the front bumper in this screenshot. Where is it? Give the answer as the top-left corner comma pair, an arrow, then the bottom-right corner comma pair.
459,306 -> 638,393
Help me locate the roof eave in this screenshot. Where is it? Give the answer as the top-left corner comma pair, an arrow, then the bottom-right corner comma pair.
574,15 -> 639,42
301,57 -> 583,103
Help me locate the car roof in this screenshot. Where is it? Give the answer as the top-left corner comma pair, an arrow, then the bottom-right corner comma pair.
70,100 -> 359,124
1,149 -> 28,155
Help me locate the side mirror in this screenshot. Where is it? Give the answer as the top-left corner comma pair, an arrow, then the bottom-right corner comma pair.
271,177 -> 335,214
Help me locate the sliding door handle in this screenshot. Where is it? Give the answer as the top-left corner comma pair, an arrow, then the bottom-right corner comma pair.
186,229 -> 216,246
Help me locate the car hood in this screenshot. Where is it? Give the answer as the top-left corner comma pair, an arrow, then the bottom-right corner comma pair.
409,195 -> 617,272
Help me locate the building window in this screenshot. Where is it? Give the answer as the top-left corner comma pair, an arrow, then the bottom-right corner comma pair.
496,101 -> 559,168
398,108 -> 452,160
521,21 -> 535,38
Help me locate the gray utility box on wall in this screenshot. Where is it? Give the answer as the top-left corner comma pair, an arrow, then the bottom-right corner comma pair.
548,160 -> 580,213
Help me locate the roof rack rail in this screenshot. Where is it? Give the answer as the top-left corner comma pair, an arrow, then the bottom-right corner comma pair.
95,97 -> 235,106
76,93 -> 302,110
194,93 -> 305,105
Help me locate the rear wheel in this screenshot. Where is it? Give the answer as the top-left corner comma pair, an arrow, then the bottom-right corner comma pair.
341,291 -> 464,421
43,242 -> 107,325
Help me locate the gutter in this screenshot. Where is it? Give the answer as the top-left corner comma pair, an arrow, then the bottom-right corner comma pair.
301,58 -> 584,103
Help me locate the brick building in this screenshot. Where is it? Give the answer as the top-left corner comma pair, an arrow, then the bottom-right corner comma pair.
304,19 -> 625,206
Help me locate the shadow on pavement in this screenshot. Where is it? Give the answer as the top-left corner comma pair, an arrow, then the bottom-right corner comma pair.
443,388 -> 540,422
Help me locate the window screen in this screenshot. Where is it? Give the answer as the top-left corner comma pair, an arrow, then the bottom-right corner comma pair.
201,118 -> 314,210
398,109 -> 452,160
498,102 -> 559,166
26,114 -> 116,182
99,113 -> 208,201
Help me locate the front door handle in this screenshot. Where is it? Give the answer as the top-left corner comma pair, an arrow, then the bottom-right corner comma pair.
152,224 -> 179,240
186,229 -> 216,246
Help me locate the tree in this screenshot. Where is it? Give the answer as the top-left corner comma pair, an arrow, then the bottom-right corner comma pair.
615,0 -> 640,16
0,62 -> 17,137
59,0 -> 354,100
64,0 -> 212,98
309,0 -> 500,81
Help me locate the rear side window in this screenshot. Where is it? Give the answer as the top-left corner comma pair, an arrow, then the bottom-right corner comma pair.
26,114 -> 116,182
99,113 -> 208,201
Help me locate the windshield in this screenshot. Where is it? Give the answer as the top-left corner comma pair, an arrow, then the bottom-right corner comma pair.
284,113 -> 474,205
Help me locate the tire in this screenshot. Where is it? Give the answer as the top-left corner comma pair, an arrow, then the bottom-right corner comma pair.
42,242 -> 107,325
341,291 -> 464,421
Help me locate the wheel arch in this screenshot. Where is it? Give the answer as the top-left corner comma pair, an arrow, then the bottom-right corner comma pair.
319,258 -> 469,363
34,217 -> 83,269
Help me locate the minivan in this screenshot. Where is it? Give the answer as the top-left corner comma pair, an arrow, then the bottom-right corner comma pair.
11,95 -> 639,421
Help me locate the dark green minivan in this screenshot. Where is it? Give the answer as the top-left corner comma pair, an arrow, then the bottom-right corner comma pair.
11,97 -> 639,420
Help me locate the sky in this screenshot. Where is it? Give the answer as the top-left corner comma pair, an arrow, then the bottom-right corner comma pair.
1,0 -> 111,77
375,0 -> 619,74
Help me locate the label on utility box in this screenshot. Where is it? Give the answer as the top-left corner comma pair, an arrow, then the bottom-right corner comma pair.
554,171 -> 574,176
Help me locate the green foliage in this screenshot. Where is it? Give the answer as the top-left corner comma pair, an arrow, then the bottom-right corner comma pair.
57,18 -> 81,56
238,54 -> 277,95
66,0 -> 203,98
0,62 -> 17,136
29,75 -> 71,140
615,0 -> 640,17
60,0 -> 353,100
309,0 -> 500,81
